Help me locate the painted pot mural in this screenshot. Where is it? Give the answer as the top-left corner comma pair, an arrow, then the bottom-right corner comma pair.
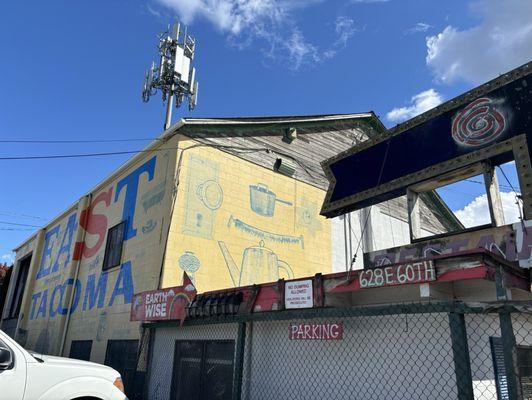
218,240 -> 294,286
249,183 -> 293,217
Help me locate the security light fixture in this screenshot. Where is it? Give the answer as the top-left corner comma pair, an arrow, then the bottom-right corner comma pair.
274,158 -> 296,177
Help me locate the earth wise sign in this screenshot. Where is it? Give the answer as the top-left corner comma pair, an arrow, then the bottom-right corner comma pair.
130,278 -> 196,323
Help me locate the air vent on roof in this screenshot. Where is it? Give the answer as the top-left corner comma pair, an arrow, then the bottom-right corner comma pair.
282,127 -> 297,144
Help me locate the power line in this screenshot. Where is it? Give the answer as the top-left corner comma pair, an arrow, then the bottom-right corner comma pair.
464,178 -> 517,192
0,148 -> 164,160
0,211 -> 47,220
0,143 -> 265,161
0,221 -> 42,228
0,138 -> 161,144
0,228 -> 34,231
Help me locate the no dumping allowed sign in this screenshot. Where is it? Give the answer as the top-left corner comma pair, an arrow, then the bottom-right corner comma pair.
285,279 -> 313,309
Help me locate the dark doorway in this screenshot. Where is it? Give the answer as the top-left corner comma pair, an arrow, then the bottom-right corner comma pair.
69,340 -> 92,361
104,340 -> 139,399
8,254 -> 31,319
170,340 -> 235,400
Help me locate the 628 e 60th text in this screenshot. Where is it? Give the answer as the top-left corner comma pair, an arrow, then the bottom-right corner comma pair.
358,260 -> 435,289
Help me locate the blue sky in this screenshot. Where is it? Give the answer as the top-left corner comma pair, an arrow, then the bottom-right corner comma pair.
1,0 -> 531,261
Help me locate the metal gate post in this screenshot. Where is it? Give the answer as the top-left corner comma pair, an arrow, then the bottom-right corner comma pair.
449,312 -> 474,400
233,322 -> 246,400
496,266 -> 523,400
500,312 -> 523,400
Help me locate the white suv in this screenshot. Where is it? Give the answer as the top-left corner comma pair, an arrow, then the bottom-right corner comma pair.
0,329 -> 128,400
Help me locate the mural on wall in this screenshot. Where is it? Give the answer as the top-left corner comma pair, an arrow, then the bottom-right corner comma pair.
88,255 -> 101,271
178,251 -> 201,283
227,215 -> 304,248
141,152 -> 169,213
35,212 -> 78,280
296,198 -> 322,236
27,155 -> 160,324
249,183 -> 293,217
451,98 -> 506,147
163,146 -> 332,294
367,220 -> 532,269
182,155 -> 224,239
141,219 -> 157,234
218,240 -> 294,286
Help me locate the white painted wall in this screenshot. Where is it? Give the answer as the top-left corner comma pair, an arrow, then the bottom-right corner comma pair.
331,206 -> 433,272
244,314 -> 456,400
148,312 -> 532,400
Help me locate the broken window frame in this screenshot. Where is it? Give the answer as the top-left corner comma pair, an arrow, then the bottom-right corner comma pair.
406,160 -> 517,243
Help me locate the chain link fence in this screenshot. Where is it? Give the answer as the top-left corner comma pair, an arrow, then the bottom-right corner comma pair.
141,301 -> 532,400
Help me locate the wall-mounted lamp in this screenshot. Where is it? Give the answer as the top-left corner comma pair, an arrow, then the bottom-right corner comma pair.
274,158 -> 296,177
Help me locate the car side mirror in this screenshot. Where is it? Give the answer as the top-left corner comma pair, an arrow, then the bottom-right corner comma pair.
0,347 -> 12,369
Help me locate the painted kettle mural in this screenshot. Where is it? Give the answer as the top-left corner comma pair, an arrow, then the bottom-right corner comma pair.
218,240 -> 294,286
249,183 -> 293,217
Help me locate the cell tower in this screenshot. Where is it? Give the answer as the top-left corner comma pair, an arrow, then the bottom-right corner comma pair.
142,23 -> 199,130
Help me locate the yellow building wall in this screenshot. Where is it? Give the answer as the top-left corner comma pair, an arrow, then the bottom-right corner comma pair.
19,207 -> 79,356
162,139 -> 332,292
10,133 -> 332,362
13,137 -> 178,362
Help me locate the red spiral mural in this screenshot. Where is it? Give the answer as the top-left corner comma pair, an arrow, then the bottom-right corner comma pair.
452,97 -> 506,146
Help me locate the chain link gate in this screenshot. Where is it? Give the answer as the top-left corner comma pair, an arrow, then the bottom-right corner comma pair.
141,301 -> 532,400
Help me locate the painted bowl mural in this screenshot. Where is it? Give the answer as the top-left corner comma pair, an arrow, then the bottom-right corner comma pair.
178,251 -> 201,273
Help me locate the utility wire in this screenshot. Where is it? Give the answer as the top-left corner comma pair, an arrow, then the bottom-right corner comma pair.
0,149 -> 163,160
0,138 -> 161,144
0,221 -> 42,228
497,166 -> 519,194
497,165 -> 526,231
464,178 -> 516,192
0,211 -> 47,220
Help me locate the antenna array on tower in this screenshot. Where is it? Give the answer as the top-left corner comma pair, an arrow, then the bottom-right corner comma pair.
142,23 -> 199,129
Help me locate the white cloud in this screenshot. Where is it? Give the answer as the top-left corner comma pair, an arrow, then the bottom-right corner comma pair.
286,29 -> 319,69
386,88 -> 444,123
455,191 -> 522,228
146,4 -> 163,18
334,16 -> 356,47
323,17 -> 358,59
1,253 -> 15,264
405,22 -> 432,34
157,0 -> 287,35
426,0 -> 532,84
156,0 -> 356,69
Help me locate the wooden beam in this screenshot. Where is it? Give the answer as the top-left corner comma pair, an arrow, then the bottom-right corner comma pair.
483,163 -> 506,227
407,189 -> 421,240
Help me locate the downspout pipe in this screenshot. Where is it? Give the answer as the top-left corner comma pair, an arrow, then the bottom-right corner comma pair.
59,193 -> 91,356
